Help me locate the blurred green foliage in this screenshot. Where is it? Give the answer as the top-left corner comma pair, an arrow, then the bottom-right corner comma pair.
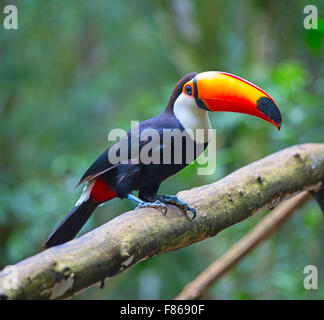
1,0 -> 324,299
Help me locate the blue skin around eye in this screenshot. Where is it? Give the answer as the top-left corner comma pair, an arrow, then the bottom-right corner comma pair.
185,86 -> 192,95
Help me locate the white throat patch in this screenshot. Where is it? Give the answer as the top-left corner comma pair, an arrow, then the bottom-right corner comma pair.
173,93 -> 212,144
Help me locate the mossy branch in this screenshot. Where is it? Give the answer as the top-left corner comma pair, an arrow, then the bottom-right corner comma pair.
1,143 -> 324,300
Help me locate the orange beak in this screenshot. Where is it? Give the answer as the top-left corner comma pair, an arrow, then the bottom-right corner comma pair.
183,71 -> 282,130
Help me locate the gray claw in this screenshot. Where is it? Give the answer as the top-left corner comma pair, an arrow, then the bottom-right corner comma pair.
136,200 -> 168,215
157,195 -> 197,219
177,203 -> 196,219
188,206 -> 196,220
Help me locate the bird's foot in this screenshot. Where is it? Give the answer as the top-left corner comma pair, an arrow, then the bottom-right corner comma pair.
127,194 -> 168,215
135,200 -> 168,215
153,195 -> 196,219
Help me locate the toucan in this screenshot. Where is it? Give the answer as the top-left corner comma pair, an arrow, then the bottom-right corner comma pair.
44,71 -> 282,249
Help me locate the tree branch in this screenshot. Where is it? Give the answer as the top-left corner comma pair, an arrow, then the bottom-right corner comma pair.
0,143 -> 324,300
174,186 -> 320,300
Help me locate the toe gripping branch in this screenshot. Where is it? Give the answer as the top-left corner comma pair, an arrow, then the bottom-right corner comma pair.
127,194 -> 196,219
127,194 -> 168,215
153,195 -> 196,219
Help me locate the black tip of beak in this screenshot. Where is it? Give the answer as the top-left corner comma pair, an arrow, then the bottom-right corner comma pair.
257,97 -> 282,130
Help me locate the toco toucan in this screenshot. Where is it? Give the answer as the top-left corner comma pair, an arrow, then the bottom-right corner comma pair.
44,71 -> 282,249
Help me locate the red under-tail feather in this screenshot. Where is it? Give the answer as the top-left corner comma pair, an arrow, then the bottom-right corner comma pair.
44,178 -> 116,249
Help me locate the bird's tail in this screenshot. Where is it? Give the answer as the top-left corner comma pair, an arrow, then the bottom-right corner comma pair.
43,199 -> 98,249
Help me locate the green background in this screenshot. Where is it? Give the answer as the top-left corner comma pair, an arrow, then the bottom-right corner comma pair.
1,0 -> 324,299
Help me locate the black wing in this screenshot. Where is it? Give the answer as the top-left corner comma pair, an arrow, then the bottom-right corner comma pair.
75,148 -> 118,187
75,124 -> 143,188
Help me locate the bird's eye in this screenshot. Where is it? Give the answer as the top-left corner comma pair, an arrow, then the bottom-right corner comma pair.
185,85 -> 192,96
